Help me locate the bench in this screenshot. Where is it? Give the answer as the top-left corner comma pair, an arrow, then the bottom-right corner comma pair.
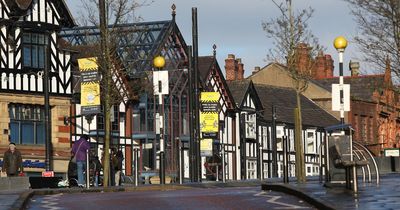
329,142 -> 368,189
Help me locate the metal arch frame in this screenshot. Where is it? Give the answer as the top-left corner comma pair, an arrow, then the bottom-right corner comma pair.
60,21 -> 179,78
353,141 -> 380,185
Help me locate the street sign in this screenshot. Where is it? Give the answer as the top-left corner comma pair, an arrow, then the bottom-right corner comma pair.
384,148 -> 400,157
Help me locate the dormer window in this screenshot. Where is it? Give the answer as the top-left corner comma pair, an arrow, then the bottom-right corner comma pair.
22,32 -> 48,69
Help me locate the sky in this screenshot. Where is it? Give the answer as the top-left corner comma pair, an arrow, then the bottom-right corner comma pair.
65,0 -> 364,77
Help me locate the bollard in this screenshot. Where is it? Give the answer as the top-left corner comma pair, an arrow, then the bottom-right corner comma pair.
86,149 -> 90,189
179,143 -> 183,184
216,164 -> 219,182
134,148 -> 139,187
160,151 -> 165,185
283,136 -> 289,183
222,146 -> 226,183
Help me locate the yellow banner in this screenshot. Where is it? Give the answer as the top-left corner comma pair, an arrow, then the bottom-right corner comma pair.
79,57 -> 101,114
201,92 -> 220,102
200,112 -> 219,133
81,83 -> 100,106
78,57 -> 98,70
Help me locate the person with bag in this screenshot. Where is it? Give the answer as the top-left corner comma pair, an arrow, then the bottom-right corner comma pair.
71,135 -> 90,187
2,142 -> 23,177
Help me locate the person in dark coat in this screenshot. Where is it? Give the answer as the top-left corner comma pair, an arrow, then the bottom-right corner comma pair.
2,142 -> 23,177
114,150 -> 124,186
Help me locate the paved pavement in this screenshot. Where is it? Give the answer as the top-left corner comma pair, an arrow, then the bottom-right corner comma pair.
2,174 -> 400,210
263,173 -> 400,210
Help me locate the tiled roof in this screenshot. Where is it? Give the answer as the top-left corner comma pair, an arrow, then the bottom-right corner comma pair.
198,56 -> 214,82
313,75 -> 384,102
254,84 -> 339,127
226,80 -> 251,107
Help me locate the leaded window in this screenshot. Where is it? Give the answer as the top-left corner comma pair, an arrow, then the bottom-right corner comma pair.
9,104 -> 45,145
23,32 -> 48,68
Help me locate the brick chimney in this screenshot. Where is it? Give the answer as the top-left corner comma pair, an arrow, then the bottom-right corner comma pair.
295,43 -> 311,75
225,54 -> 236,81
325,54 -> 334,78
314,51 -> 326,79
237,58 -> 244,80
349,60 -> 360,77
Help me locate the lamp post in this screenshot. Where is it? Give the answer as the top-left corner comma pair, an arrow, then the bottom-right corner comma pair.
153,55 -> 166,185
333,36 -> 348,125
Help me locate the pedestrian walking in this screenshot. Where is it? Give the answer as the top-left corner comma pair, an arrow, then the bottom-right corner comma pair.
71,135 -> 90,187
2,142 -> 23,177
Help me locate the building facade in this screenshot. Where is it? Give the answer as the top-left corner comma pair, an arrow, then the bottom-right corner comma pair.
0,0 -> 75,174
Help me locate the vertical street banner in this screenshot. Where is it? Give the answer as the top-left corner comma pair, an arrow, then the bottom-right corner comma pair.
78,57 -> 101,115
200,92 -> 220,138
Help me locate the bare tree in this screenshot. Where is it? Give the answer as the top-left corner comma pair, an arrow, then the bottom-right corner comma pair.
343,0 -> 400,80
74,0 -> 153,187
262,0 -> 324,183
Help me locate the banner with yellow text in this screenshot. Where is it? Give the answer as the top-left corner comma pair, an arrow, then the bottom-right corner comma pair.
78,57 -> 101,115
200,92 -> 220,138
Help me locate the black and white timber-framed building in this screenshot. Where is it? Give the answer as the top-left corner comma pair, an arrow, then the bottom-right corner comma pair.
0,0 -> 75,175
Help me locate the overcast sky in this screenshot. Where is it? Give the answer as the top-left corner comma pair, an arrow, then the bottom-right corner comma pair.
66,0 -> 364,77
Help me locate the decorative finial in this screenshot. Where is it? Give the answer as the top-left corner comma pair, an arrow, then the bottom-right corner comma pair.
171,4 -> 176,19
213,44 -> 217,57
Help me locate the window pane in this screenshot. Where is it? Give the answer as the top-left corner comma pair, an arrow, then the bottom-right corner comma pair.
38,46 -> 45,68
31,34 -> 38,44
32,45 -> 38,68
10,121 -> 19,143
21,122 -> 34,144
38,34 -> 44,44
36,123 -> 45,144
23,46 -> 31,67
23,33 -> 31,43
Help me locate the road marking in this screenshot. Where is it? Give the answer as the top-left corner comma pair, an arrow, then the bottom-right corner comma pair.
254,192 -> 309,209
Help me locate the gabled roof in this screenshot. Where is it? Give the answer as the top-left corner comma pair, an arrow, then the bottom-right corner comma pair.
314,75 -> 385,102
4,0 -> 75,27
60,20 -> 187,78
254,84 -> 339,128
226,79 -> 251,107
198,55 -> 235,111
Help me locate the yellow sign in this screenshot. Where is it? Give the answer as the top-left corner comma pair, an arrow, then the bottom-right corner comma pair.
200,139 -> 213,157
201,92 -> 220,102
78,57 -> 101,115
200,112 -> 219,133
200,92 -> 220,138
78,57 -> 98,70
81,83 -> 100,106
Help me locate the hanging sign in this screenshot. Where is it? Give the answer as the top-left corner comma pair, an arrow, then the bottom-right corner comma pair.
200,92 -> 220,138
200,139 -> 213,157
79,57 -> 101,115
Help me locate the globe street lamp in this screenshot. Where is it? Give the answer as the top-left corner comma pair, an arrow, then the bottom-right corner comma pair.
153,55 -> 166,185
333,36 -> 348,125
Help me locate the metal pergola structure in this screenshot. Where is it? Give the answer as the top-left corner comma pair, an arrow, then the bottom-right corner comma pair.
60,14 -> 191,176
